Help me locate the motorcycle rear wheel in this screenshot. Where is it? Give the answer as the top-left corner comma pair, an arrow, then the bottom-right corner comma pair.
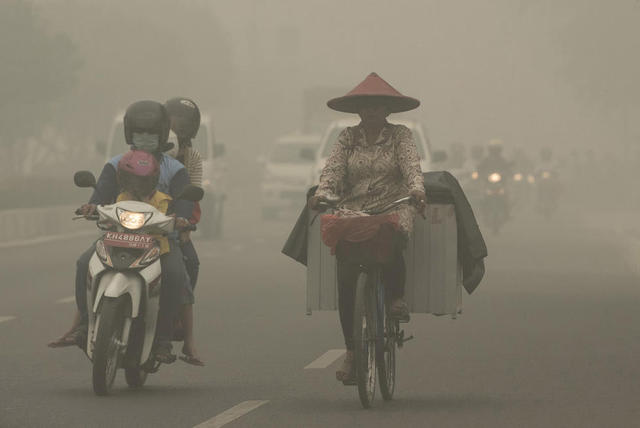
92,296 -> 127,396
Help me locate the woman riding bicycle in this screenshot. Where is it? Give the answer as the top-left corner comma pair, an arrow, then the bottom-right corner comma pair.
308,73 -> 426,382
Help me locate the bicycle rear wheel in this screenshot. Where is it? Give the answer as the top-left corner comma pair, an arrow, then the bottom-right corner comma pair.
353,271 -> 377,408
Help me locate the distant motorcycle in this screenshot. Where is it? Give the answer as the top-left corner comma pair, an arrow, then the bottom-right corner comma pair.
511,172 -> 535,210
535,169 -> 559,219
481,171 -> 509,235
73,171 -> 202,396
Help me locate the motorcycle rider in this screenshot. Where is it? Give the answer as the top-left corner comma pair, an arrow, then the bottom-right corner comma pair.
164,97 -> 204,366
477,138 -> 512,180
477,138 -> 513,220
49,100 -> 192,363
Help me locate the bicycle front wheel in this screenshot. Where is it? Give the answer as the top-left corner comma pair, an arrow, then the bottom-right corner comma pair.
378,314 -> 397,401
353,271 -> 377,408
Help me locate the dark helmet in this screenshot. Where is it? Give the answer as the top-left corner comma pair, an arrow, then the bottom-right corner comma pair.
164,97 -> 201,140
117,150 -> 160,198
123,100 -> 170,146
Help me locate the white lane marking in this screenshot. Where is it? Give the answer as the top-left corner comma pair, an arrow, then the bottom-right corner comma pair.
193,400 -> 269,428
230,244 -> 244,253
56,296 -> 75,304
304,349 -> 345,369
0,316 -> 16,324
0,231 -> 95,249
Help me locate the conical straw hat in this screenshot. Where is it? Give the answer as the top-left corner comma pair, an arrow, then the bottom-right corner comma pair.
327,72 -> 420,113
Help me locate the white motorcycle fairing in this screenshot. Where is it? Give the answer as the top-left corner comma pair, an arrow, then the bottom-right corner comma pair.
86,251 -> 162,362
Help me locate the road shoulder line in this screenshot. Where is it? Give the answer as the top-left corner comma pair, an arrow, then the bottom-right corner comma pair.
0,316 -> 16,324
193,400 -> 269,428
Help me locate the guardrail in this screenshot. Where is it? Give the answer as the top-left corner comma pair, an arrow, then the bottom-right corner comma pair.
0,205 -> 94,244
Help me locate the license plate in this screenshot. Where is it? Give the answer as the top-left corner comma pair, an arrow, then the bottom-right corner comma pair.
104,232 -> 155,249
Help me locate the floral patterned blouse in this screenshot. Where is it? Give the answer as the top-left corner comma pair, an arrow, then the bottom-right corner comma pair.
315,122 -> 424,234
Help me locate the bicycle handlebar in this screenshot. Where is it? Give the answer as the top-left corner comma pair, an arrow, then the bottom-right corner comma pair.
317,196 -> 413,215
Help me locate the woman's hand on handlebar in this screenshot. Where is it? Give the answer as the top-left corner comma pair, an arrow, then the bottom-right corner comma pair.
308,195 -> 325,211
410,190 -> 427,216
75,203 -> 97,216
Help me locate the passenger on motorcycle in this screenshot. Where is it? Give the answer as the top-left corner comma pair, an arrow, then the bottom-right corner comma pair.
308,73 -> 426,382
164,96 -> 204,366
49,100 -> 192,364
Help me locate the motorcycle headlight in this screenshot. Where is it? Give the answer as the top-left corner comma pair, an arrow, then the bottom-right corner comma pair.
471,171 -> 479,180
542,171 -> 551,179
116,208 -> 152,230
527,174 -> 536,184
513,173 -> 523,182
488,173 -> 502,183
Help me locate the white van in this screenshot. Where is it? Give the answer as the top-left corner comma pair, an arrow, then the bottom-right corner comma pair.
103,113 -> 226,239
309,118 -> 444,185
260,133 -> 321,219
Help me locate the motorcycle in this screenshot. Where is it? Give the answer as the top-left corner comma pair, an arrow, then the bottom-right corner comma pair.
535,169 -> 559,219
481,171 -> 509,235
73,171 -> 203,395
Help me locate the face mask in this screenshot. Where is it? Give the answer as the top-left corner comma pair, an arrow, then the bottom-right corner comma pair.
132,132 -> 160,153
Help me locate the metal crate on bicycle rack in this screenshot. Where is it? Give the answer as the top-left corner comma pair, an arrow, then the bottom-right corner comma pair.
306,203 -> 462,317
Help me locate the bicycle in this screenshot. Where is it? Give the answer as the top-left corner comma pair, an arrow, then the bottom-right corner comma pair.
317,196 -> 418,408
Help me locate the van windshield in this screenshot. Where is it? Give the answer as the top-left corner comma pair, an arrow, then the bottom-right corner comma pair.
271,143 -> 318,163
321,126 -> 427,159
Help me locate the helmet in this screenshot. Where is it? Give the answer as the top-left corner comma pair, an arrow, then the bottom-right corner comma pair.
488,138 -> 503,156
123,100 -> 170,147
117,150 -> 160,198
164,97 -> 201,140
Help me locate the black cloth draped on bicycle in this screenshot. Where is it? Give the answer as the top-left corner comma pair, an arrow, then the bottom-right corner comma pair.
281,170 -> 487,294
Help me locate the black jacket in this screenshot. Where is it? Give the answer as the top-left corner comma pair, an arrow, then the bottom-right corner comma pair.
282,171 -> 487,294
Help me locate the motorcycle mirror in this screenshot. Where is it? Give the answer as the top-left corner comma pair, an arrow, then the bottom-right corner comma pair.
178,185 -> 204,202
74,170 -> 97,188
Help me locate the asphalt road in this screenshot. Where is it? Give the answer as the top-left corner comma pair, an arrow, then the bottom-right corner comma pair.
1,203 -> 639,428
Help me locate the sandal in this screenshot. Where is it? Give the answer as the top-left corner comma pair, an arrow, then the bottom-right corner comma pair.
153,341 -> 177,364
390,298 -> 410,322
336,351 -> 355,384
179,346 -> 205,366
48,324 -> 87,348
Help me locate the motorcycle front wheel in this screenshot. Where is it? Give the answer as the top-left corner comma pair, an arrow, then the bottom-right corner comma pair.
92,296 -> 128,396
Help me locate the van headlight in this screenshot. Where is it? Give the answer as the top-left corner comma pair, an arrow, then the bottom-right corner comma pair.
513,173 -> 523,182
471,171 -> 479,180
116,208 -> 151,230
488,173 -> 502,183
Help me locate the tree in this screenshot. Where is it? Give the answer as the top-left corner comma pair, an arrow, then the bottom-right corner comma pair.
0,0 -> 80,151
